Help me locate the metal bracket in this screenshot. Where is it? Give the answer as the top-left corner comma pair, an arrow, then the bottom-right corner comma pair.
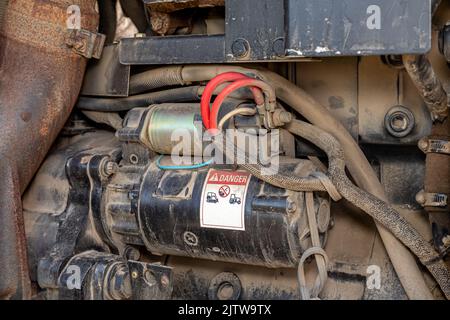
416,190 -> 448,208
66,29 -> 106,59
418,138 -> 450,155
128,261 -> 173,300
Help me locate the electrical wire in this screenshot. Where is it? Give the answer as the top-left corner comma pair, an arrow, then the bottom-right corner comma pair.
210,78 -> 276,129
156,155 -> 214,170
201,72 -> 263,129
217,107 -> 257,131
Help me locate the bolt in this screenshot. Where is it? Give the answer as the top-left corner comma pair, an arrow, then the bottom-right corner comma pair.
231,39 -> 250,58
418,139 -> 429,152
183,231 -> 198,246
131,271 -> 139,279
129,154 -> 139,164
107,263 -> 132,300
415,190 -> 426,206
443,235 -> 450,248
144,270 -> 157,286
217,282 -> 235,300
272,109 -> 293,127
123,246 -> 140,261
277,111 -> 293,124
384,106 -> 415,138
272,38 -> 286,57
287,199 -> 297,213
100,159 -> 118,178
160,274 -> 170,288
105,161 -> 118,175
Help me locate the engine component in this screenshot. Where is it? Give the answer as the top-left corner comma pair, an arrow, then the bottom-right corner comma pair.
118,101 -> 261,157
142,103 -> 204,156
135,160 -> 329,268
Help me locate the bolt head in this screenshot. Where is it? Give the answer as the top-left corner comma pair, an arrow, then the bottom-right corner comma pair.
231,39 -> 250,58
415,191 -> 426,206
418,139 -> 429,152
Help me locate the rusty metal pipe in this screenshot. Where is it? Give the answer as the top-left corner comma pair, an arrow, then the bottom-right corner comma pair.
0,0 -> 98,299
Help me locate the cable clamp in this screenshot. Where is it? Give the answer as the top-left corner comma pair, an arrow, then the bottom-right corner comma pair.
66,29 -> 106,59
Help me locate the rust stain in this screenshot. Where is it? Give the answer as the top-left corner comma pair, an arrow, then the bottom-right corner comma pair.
0,0 -> 99,299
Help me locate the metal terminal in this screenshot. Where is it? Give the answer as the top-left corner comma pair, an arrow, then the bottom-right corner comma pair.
384,106 -> 415,138
416,190 -> 448,208
272,109 -> 293,127
66,29 -> 106,59
418,138 -> 450,155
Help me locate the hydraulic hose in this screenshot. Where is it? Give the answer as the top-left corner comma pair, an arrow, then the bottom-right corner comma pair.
129,65 -> 434,299
119,0 -> 148,33
98,0 -> 117,45
77,86 -> 201,111
286,119 -> 450,299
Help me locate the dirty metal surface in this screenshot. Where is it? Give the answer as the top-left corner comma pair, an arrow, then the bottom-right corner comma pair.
81,44 -> 131,97
286,0 -> 431,57
0,0 -> 98,299
121,0 -> 432,64
144,0 -> 224,13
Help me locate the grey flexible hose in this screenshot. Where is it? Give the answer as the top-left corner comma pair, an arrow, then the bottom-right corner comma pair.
129,66 -> 185,95
286,119 -> 450,299
212,132 -> 340,198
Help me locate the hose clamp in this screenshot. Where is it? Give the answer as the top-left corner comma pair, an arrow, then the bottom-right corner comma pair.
418,138 -> 450,155
416,190 -> 448,208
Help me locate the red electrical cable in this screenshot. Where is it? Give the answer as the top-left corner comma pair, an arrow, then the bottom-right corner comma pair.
200,72 -> 262,129
209,78 -> 275,130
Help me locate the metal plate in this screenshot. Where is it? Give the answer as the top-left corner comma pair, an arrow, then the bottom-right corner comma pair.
119,0 -> 432,65
286,0 -> 431,57
81,44 -> 130,97
119,35 -> 225,65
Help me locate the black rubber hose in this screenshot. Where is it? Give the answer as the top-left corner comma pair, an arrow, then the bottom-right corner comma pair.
119,0 -> 148,33
286,119 -> 450,299
77,86 -> 201,111
98,0 -> 117,45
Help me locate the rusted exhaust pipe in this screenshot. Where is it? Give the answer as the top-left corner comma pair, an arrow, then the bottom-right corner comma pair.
0,0 -> 99,299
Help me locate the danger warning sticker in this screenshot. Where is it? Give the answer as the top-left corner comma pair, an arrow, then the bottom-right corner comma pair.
200,170 -> 251,231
